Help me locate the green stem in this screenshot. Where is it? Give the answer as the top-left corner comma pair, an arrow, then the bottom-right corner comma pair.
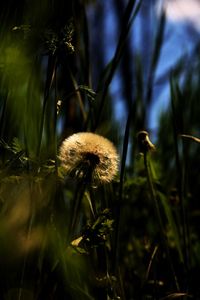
144,152 -> 163,229
37,55 -> 57,157
143,152 -> 180,291
70,182 -> 86,235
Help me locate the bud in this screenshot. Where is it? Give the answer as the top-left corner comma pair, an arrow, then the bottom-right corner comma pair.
137,131 -> 156,154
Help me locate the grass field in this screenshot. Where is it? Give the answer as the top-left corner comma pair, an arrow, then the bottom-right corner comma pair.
0,1 -> 200,299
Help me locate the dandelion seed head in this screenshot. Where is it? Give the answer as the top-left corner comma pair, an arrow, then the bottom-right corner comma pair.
59,132 -> 119,184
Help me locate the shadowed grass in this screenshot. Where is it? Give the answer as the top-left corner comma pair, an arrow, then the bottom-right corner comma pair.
93,0 -> 142,131
0,0 -> 200,299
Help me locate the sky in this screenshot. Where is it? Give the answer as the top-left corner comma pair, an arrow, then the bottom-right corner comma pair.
101,0 -> 200,136
159,0 -> 200,31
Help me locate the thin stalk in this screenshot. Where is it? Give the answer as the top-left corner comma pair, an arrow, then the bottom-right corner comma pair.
117,266 -> 126,300
68,69 -> 87,123
80,3 -> 92,87
70,184 -> 98,235
111,100 -> 133,300
37,55 -> 57,157
144,153 -> 163,229
145,244 -> 159,282
87,187 -> 97,219
54,64 -> 58,174
170,75 -> 189,286
0,94 -> 7,139
70,182 -> 86,235
145,11 -> 166,106
93,0 -> 142,131
143,152 -> 180,291
70,162 -> 102,234
85,191 -> 96,219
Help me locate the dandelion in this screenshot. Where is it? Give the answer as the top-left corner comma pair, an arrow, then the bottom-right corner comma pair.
137,130 -> 156,154
59,132 -> 119,184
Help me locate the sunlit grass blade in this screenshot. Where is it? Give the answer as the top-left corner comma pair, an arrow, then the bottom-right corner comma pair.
160,292 -> 192,299
180,134 -> 200,143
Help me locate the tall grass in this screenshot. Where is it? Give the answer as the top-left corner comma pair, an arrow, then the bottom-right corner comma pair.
0,0 -> 200,299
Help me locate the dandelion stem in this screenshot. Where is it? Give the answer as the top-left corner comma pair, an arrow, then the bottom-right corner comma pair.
70,182 -> 86,234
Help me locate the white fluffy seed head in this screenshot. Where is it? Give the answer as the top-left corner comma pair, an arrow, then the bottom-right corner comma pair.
59,132 -> 119,185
